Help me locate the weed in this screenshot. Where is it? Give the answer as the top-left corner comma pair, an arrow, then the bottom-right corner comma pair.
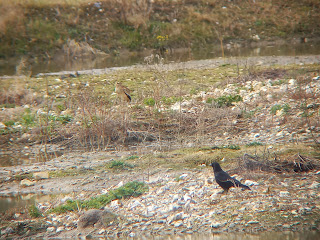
126,155 -> 139,160
270,104 -> 283,115
50,181 -> 148,213
223,145 -> 241,150
144,97 -> 156,107
56,115 -> 73,124
208,95 -> 243,107
246,142 -> 263,147
108,181 -> 148,199
4,120 -> 15,127
108,160 -> 134,170
270,104 -> 291,115
29,205 -> 42,218
161,96 -> 182,106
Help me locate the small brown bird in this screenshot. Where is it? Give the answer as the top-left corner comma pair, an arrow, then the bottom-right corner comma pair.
115,82 -> 131,102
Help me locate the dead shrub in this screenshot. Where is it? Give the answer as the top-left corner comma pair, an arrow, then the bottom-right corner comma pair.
239,153 -> 320,173
114,0 -> 153,29
62,39 -> 107,59
0,84 -> 40,106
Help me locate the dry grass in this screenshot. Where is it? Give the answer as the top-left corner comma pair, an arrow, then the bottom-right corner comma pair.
1,0 -> 319,57
0,62 -> 319,164
0,1 -> 25,35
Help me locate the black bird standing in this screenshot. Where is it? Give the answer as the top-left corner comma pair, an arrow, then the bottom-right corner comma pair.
211,162 -> 251,193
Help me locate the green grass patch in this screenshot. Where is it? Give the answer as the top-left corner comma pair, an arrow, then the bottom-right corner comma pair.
29,205 -> 42,218
108,160 -> 134,170
126,155 -> 139,160
207,94 -> 243,107
50,181 -> 148,213
246,141 -> 264,147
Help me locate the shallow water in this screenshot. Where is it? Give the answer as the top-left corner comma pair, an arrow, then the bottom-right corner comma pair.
1,41 -> 320,76
0,194 -> 54,213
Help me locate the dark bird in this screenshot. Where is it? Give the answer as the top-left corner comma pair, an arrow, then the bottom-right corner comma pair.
211,162 -> 251,193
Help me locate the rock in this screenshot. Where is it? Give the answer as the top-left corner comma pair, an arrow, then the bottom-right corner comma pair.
46,227 -> 55,232
3,227 -> 14,234
20,179 -> 35,187
129,232 -> 136,237
247,220 -> 259,224
244,180 -> 259,186
129,200 -> 143,209
167,212 -> 183,223
211,222 -> 222,228
78,209 -> 118,229
0,122 -> 6,129
179,174 -> 188,180
168,204 -> 182,212
279,191 -> 290,197
308,181 -> 320,189
61,196 -> 73,203
110,199 -> 122,209
56,226 -> 65,233
116,181 -> 124,188
174,221 -> 184,227
33,171 -> 49,180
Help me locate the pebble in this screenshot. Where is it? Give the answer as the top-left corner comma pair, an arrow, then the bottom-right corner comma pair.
279,191 -> 290,197
20,179 -> 35,187
56,226 -> 65,233
46,227 -> 55,232
308,181 -> 320,189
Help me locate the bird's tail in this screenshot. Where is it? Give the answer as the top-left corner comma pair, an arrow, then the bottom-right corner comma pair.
240,183 -> 251,190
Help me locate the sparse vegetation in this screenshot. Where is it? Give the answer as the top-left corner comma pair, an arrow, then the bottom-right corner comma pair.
0,0 -> 319,58
108,160 -> 134,170
50,181 -> 148,213
28,205 -> 42,218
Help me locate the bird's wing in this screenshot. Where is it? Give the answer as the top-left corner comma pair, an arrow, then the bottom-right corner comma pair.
215,171 -> 233,182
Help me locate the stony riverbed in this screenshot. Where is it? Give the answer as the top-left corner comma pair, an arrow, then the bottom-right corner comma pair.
1,159 -> 320,239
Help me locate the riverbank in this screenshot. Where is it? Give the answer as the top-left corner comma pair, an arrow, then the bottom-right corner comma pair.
1,152 -> 320,239
0,55 -> 320,238
1,0 -> 319,60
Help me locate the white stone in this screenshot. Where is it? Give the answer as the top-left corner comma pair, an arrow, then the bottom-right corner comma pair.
129,232 -> 136,237
247,220 -> 259,224
211,222 -> 222,228
20,179 -> 35,187
172,194 -> 180,202
179,174 -> 188,180
129,200 -> 142,209
110,199 -> 121,209
116,181 -> 124,188
244,180 -> 259,186
33,171 -> 49,179
0,122 -> 6,129
174,221 -> 183,227
279,191 -> 290,197
61,196 -> 72,203
56,226 -> 64,233
46,227 -> 55,232
308,181 -> 320,189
